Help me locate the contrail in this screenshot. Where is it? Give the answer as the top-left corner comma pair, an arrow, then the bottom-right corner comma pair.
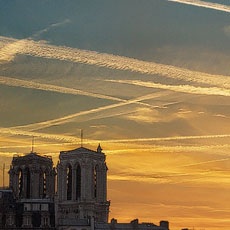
12,91 -> 170,131
104,79 -> 230,97
0,142 -> 74,149
183,157 -> 230,167
168,0 -> 230,13
0,76 -> 172,111
108,169 -> 224,184
106,144 -> 230,154
98,135 -> 230,144
1,36 -> 230,88
0,76 -> 124,102
1,126 -> 230,144
1,141 -> 230,155
0,19 -> 71,63
0,127 -> 79,143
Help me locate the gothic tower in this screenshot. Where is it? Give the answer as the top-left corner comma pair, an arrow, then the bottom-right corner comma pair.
9,152 -> 56,200
57,145 -> 110,226
8,152 -> 56,228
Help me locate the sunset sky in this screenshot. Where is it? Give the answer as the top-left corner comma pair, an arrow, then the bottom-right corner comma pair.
1,0 -> 230,229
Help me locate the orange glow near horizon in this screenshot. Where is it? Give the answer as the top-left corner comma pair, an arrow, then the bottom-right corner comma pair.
1,136 -> 230,230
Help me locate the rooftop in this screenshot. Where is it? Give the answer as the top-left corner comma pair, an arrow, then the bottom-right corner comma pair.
61,146 -> 104,155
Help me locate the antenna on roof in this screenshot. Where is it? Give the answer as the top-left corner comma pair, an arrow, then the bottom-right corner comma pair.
81,129 -> 83,147
31,136 -> 34,153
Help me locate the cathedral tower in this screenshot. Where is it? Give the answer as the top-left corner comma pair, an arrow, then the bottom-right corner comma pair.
9,152 -> 56,200
7,152 -> 56,228
57,145 -> 110,226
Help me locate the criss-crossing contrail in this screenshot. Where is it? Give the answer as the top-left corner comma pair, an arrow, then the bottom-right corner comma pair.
104,79 -> 230,97
1,36 -> 230,89
4,76 -> 230,137
0,76 -> 125,102
0,76 -> 173,112
168,0 -> 230,13
12,91 -> 170,131
0,19 -> 71,62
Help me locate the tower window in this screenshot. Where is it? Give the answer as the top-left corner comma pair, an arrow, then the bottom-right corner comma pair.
42,172 -> 46,198
67,165 -> 72,200
76,165 -> 81,199
25,167 -> 30,199
18,169 -> 23,198
94,166 -> 98,198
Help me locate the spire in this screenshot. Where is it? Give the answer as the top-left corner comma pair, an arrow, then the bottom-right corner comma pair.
2,163 -> 5,188
80,129 -> 83,147
97,143 -> 102,153
31,136 -> 34,153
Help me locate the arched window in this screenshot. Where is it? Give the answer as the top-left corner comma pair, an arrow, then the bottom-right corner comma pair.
18,169 -> 23,198
94,166 -> 98,198
76,165 -> 81,199
25,167 -> 30,199
42,172 -> 46,198
67,165 -> 72,200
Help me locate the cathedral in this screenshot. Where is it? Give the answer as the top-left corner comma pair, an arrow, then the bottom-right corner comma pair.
0,145 -> 169,230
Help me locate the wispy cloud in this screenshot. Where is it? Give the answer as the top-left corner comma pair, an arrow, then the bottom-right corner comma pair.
0,39 -> 28,63
223,25 -> 230,37
214,114 -> 228,119
31,19 -> 71,39
108,168 -> 230,185
1,36 -> 230,88
168,0 -> 230,13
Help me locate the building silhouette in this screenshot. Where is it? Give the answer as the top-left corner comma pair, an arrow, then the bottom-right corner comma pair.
0,146 -> 169,230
